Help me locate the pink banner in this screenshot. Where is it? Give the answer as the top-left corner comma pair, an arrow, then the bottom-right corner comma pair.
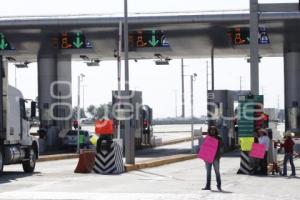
198,136 -> 219,164
249,143 -> 266,159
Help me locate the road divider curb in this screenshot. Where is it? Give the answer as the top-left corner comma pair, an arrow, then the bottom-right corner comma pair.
38,137 -> 199,162
153,136 -> 200,147
125,154 -> 197,172
38,154 -> 79,162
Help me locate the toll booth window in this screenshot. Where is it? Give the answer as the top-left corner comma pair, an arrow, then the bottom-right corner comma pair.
20,99 -> 27,120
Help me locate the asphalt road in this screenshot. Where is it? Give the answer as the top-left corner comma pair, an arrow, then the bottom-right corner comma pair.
1,151 -> 299,200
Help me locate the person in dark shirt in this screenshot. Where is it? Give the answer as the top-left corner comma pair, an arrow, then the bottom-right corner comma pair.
281,131 -> 296,176
202,126 -> 224,191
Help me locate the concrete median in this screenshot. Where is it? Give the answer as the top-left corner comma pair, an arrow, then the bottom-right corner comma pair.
153,136 -> 200,147
125,154 -> 197,172
38,137 -> 198,162
38,153 -> 79,162
38,152 -> 198,173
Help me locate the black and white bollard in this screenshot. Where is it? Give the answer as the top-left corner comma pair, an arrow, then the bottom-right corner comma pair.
93,136 -> 124,174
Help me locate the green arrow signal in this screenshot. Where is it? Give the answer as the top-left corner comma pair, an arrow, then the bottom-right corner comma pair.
148,30 -> 159,47
0,33 -> 8,50
73,32 -> 83,48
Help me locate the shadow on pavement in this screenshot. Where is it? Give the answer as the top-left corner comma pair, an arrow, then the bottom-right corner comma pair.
211,190 -> 233,194
136,148 -> 191,158
135,148 -> 241,159
0,171 -> 40,185
285,176 -> 300,179
135,169 -> 185,181
248,174 -> 300,179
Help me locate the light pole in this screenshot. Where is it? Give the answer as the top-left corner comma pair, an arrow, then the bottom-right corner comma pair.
240,76 -> 242,91
117,21 -> 122,140
190,73 -> 197,153
15,66 -> 17,87
124,0 -> 129,92
77,73 -> 85,154
82,85 -> 85,112
184,73 -> 197,152
181,58 -> 185,118
173,90 -> 178,117
81,75 -> 86,113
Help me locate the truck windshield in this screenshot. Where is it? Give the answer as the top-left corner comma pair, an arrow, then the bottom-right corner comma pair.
20,99 -> 27,120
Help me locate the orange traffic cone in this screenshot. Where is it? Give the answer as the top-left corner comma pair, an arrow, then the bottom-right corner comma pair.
74,149 -> 96,173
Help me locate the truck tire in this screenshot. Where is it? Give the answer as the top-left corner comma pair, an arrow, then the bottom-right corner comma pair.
0,150 -> 3,174
22,148 -> 36,173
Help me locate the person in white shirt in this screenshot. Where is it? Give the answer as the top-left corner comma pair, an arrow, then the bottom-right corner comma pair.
258,129 -> 270,175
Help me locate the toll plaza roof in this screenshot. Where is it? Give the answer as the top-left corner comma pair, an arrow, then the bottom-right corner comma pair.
0,11 -> 300,62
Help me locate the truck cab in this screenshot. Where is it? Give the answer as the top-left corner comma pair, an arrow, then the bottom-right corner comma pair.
0,85 -> 39,174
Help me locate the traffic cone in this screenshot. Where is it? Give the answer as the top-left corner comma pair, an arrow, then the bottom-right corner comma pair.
74,149 -> 96,173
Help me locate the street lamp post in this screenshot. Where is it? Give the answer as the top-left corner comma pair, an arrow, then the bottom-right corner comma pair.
174,90 -> 178,117
190,73 -> 197,153
184,73 -> 197,152
15,66 -> 17,87
77,73 -> 85,154
181,58 -> 185,118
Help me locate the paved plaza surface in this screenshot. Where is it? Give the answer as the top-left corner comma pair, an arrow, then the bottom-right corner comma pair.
0,150 -> 299,200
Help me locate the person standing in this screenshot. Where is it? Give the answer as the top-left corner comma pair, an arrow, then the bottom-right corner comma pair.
202,126 -> 224,191
251,129 -> 260,174
281,131 -> 296,176
258,129 -> 270,175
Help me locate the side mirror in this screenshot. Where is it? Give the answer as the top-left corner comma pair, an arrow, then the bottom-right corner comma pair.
31,101 -> 37,118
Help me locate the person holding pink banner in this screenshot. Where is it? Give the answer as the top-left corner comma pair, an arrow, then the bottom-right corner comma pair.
258,129 -> 270,175
202,126 -> 224,191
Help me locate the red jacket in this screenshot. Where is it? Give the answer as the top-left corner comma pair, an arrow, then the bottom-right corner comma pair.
282,138 -> 294,154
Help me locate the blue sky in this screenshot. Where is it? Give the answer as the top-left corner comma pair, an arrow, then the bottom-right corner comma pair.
4,0 -> 293,118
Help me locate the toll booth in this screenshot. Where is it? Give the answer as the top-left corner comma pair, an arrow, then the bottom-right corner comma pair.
286,105 -> 300,153
141,105 -> 153,146
112,90 -> 143,149
207,90 -> 250,149
287,103 -> 300,136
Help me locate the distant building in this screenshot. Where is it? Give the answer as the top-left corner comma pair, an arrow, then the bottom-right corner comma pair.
264,108 -> 285,122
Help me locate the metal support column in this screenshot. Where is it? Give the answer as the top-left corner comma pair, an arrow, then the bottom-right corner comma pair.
37,54 -> 57,129
56,55 -> 72,131
190,75 -> 194,152
250,0 -> 259,95
284,51 -> 300,133
181,58 -> 185,118
211,48 -> 215,91
117,21 -> 122,140
0,56 -> 3,140
77,75 -> 81,154
124,0 -> 135,164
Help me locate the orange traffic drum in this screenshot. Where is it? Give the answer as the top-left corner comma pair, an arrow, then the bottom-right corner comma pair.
95,120 -> 114,135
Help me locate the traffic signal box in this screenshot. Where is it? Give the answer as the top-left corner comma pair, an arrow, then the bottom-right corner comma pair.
238,95 -> 264,149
